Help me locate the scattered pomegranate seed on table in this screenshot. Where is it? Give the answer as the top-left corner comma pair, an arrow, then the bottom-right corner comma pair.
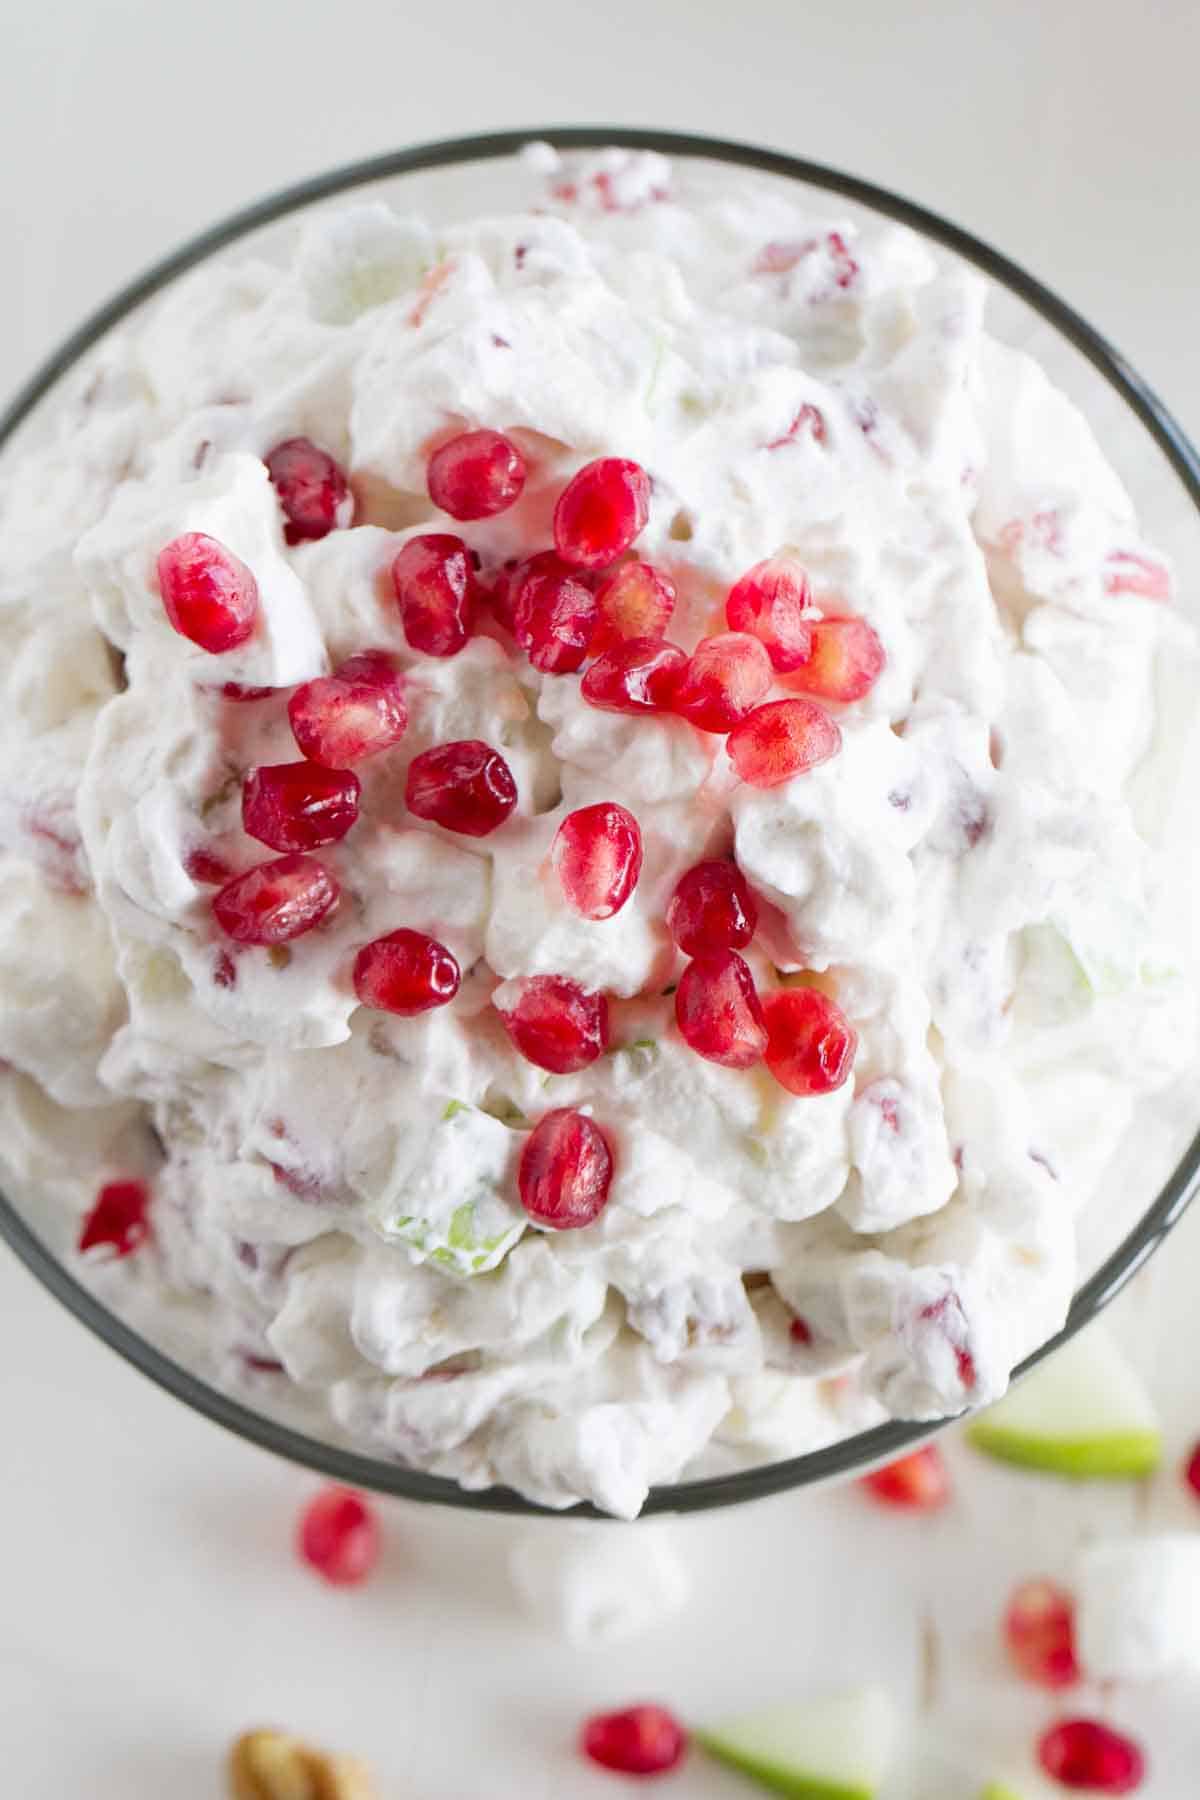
727,698 -> 842,788
353,929 -> 461,1015
762,987 -> 857,1095
495,975 -> 610,1073
77,1180 -> 151,1259
264,437 -> 353,543
551,802 -> 643,920
511,551 -> 598,673
1185,1441 -> 1200,1500
674,952 -> 767,1069
725,554 -> 814,672
671,632 -> 772,733
242,763 -> 360,852
860,1444 -> 951,1510
1037,1719 -> 1145,1794
783,616 -> 886,703
581,637 -> 688,714
518,1108 -> 614,1229
667,860 -> 758,956
212,855 -> 340,945
426,427 -> 526,520
296,1487 -> 380,1587
157,532 -> 259,653
1004,1579 -> 1080,1689
553,457 -> 651,569
592,559 -> 676,647
580,1704 -> 688,1776
405,740 -> 517,838
288,653 -> 407,766
391,533 -> 478,656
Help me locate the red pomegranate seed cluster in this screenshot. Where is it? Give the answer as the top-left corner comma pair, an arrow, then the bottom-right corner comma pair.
296,1486 -> 380,1586
666,852 -> 856,1094
580,1705 -> 688,1776
154,438 -> 883,1234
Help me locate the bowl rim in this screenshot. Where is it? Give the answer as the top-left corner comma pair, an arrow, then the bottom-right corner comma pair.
3,124 -> 1200,1519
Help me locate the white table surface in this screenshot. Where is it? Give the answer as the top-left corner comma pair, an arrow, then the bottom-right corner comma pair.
3,2 -> 1200,1794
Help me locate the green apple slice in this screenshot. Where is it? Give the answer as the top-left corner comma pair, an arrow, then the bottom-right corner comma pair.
694,1686 -> 897,1799
965,1322 -> 1160,1478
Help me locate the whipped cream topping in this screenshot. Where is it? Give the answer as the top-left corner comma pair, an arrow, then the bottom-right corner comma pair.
0,145 -> 1190,1515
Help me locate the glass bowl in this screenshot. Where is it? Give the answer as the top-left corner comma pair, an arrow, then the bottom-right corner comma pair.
3,127 -> 1200,1519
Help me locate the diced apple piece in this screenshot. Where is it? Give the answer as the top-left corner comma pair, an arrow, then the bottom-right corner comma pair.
965,1324 -> 1160,1479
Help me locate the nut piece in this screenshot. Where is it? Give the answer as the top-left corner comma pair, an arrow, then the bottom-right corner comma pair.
228,1729 -> 378,1800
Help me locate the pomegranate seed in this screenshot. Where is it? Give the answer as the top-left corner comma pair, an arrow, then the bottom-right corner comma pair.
667,859 -> 758,956
219,681 -> 277,701
157,532 -> 259,653
1038,1720 -> 1145,1794
1104,548 -> 1171,601
861,1445 -> 951,1510
789,1316 -> 813,1345
554,457 -> 651,569
512,551 -> 598,673
391,533 -> 478,657
242,763 -> 360,852
288,652 -> 407,766
762,987 -> 857,1095
264,437 -> 353,544
78,1180 -> 150,1259
551,802 -> 643,919
592,560 -> 676,648
183,847 -> 234,886
405,740 -> 517,838
296,1487 -> 380,1587
426,428 -> 526,520
727,697 -> 842,788
518,1107 -> 614,1229
671,632 -> 772,733
212,855 -> 339,945
1005,1579 -> 1080,1690
581,637 -> 688,714
580,1705 -> 687,1776
1185,1441 -> 1200,1500
495,975 -> 609,1073
784,616 -> 886,703
674,952 -> 767,1069
725,555 -> 814,672
353,929 -> 461,1015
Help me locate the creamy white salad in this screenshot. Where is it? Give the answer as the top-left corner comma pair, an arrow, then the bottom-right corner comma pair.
0,145 -> 1190,1517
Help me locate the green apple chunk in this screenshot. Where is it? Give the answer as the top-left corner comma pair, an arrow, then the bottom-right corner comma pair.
965,1322 -> 1160,1479
695,1687 -> 897,1800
